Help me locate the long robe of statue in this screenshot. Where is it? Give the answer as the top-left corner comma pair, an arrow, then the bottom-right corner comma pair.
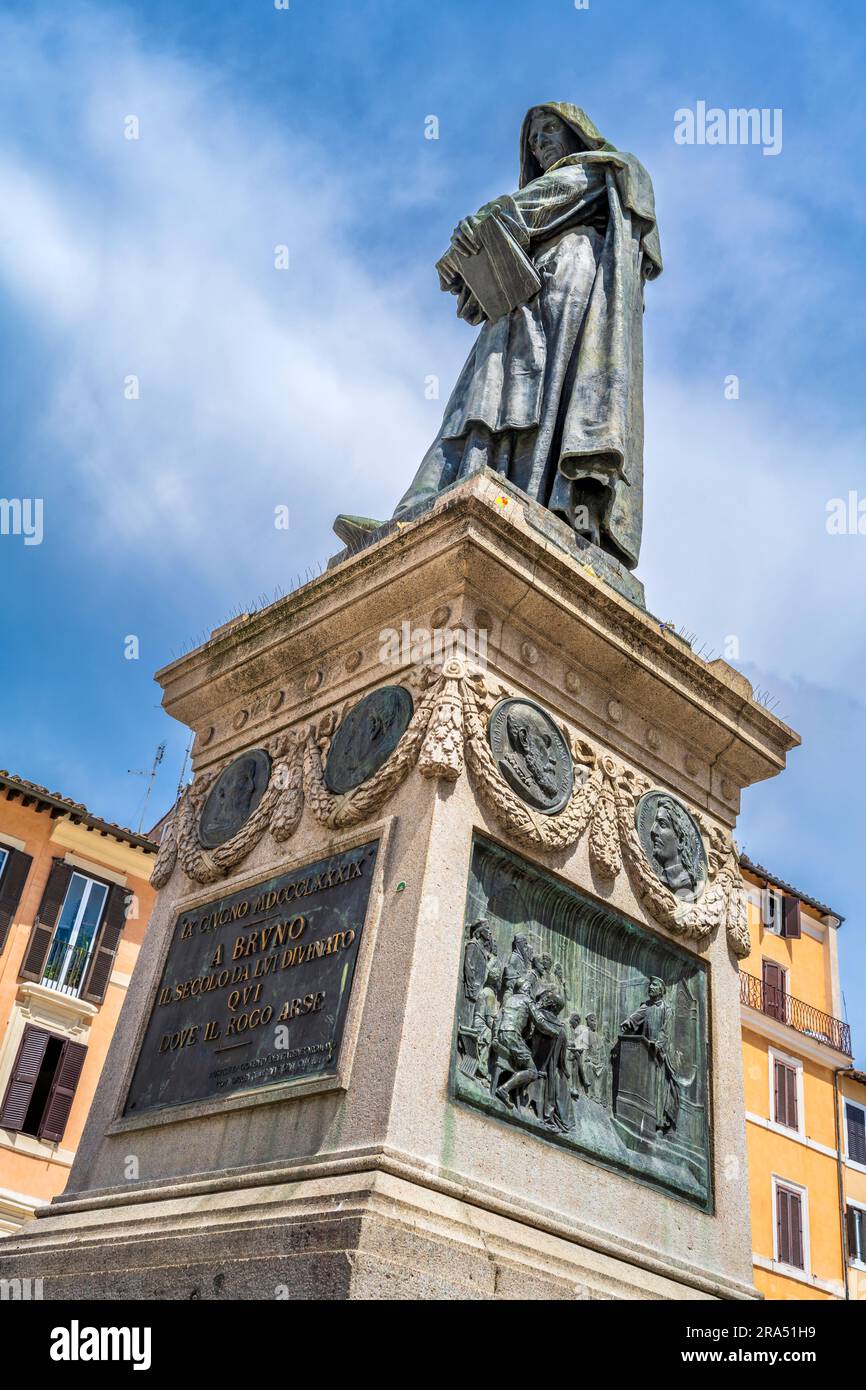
337,103 -> 662,572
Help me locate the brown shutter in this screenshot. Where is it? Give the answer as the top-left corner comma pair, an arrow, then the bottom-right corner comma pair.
0,848 -> 33,955
846,1205 -> 859,1259
773,1061 -> 797,1128
790,1191 -> 804,1268
80,883 -> 130,1005
847,1103 -> 866,1164
782,897 -> 801,939
0,1025 -> 50,1131
786,1065 -> 798,1129
777,1186 -> 805,1269
38,1039 -> 87,1143
778,1061 -> 789,1128
762,960 -> 785,1021
777,1185 -> 791,1263
19,858 -> 72,982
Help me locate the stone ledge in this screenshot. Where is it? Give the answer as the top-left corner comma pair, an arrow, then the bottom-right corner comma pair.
0,1167 -> 744,1301
17,1146 -> 758,1301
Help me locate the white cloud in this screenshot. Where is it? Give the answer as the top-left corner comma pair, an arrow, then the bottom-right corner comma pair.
0,8 -> 461,586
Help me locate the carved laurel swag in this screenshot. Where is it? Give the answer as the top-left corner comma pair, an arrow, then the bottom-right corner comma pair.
150,660 -> 748,957
150,730 -> 304,889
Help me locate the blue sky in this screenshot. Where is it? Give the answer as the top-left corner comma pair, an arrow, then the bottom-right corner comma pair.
0,0 -> 864,1053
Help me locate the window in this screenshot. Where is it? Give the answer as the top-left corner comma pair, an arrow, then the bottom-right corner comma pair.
762,887 -> 782,935
775,1181 -> 805,1270
0,847 -> 8,880
848,1206 -> 866,1265
0,1024 -> 87,1143
762,960 -> 787,1022
846,1101 -> 866,1165
761,889 -> 801,938
773,1057 -> 799,1129
41,872 -> 108,995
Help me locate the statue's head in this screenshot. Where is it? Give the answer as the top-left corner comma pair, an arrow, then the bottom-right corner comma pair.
506,707 -> 558,797
520,103 -> 614,188
220,757 -> 258,816
469,919 -> 491,946
537,987 -> 563,1016
586,1012 -> 598,1029
648,977 -> 666,1003
650,797 -> 700,894
527,108 -> 583,172
570,1011 -> 581,1028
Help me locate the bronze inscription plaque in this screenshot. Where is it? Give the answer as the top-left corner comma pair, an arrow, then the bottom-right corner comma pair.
124,841 -> 379,1116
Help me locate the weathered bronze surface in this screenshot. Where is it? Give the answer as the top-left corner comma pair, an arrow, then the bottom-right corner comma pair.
635,791 -> 708,902
124,841 -> 378,1116
336,102 -> 661,574
454,837 -> 711,1208
198,749 -> 271,849
324,685 -> 413,794
487,697 -> 574,814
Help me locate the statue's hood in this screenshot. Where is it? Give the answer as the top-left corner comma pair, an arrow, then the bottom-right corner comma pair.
519,102 -> 615,187
518,101 -> 663,280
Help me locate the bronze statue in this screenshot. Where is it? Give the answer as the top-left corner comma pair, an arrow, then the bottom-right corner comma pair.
336,103 -> 661,573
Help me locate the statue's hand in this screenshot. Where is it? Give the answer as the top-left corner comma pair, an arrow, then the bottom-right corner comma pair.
451,215 -> 483,256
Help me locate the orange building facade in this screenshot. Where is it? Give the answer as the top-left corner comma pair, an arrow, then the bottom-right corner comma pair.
739,856 -> 863,1299
0,772 -> 156,1234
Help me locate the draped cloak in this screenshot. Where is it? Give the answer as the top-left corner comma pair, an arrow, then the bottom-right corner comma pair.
394,103 -> 662,571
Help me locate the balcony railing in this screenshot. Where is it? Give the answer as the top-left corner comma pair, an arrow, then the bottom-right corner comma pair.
40,937 -> 93,997
740,970 -> 852,1056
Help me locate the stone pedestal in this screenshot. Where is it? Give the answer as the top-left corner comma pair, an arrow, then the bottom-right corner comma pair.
0,469 -> 798,1300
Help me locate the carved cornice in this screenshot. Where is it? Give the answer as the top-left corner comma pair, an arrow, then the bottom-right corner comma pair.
154,476 -> 799,785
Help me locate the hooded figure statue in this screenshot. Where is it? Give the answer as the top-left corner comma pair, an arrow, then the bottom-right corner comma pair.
335,103 -> 661,573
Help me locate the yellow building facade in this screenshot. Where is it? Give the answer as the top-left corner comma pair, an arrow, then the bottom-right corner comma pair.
739,855 -> 862,1299
0,772 -> 156,1234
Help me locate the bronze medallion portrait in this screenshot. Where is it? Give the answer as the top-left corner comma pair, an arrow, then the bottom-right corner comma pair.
324,685 -> 413,794
635,791 -> 708,902
198,748 -> 271,849
487,697 -> 574,815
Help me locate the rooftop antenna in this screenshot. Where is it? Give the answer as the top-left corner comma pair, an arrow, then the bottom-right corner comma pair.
128,741 -> 166,834
175,733 -> 194,803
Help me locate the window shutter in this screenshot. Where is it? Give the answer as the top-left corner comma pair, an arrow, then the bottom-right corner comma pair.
0,848 -> 33,955
786,1065 -> 798,1129
846,1206 -> 859,1260
19,858 -> 72,982
777,1186 -> 791,1263
762,960 -> 785,1021
80,883 -> 130,1005
789,1191 -> 804,1268
847,1104 -> 866,1165
38,1039 -> 87,1143
778,1061 -> 789,1128
777,1186 -> 805,1269
782,897 -> 801,939
0,1025 -> 50,1131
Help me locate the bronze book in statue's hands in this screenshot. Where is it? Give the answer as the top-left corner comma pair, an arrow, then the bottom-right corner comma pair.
436,214 -> 542,323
